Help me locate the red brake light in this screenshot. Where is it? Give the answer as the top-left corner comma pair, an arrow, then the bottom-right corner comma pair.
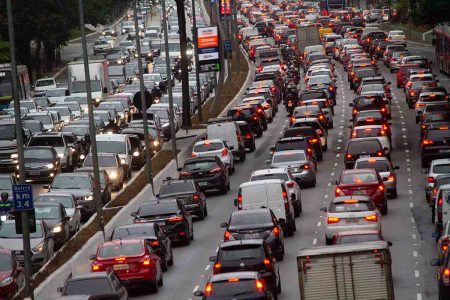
287,181 -> 294,188
263,258 -> 271,265
335,187 -> 343,196
245,132 -> 252,139
180,171 -> 192,177
388,174 -> 395,181
309,138 -> 319,143
422,139 -> 433,145
377,150 -> 383,156
221,148 -> 228,157
150,240 -> 159,247
255,279 -> 264,291
378,185 -> 385,191
427,177 -> 435,183
327,217 -> 340,224
193,194 -> 200,202
191,152 -> 197,157
282,191 -> 288,199
224,231 -> 232,241
169,216 -> 183,222
205,283 -> 213,296
365,214 -> 378,221
210,167 -> 222,173
237,194 -> 242,207
272,226 -> 280,237
346,153 -> 352,159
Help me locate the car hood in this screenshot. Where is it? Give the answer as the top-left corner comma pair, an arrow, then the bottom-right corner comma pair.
0,270 -> 12,281
0,140 -> 17,149
49,189 -> 92,197
24,160 -> 53,168
0,238 -> 43,250
65,208 -> 75,217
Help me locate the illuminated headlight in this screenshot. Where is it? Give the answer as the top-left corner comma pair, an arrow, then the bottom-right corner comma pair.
32,243 -> 44,253
148,53 -> 152,57
117,60 -> 122,64
178,55 -> 182,59
57,153 -> 65,158
134,53 -> 139,58
96,97 -> 101,103
186,49 -> 193,56
71,148 -> 76,153
153,140 -> 159,147
84,195 -> 94,201
52,225 -> 62,233
0,215 -> 7,222
102,32 -> 106,35
10,153 -> 18,159
0,277 -> 13,287
16,165 -> 19,170
120,158 -> 126,164
80,154 -> 85,160
133,151 -> 140,157
46,163 -> 54,170
109,171 -> 118,179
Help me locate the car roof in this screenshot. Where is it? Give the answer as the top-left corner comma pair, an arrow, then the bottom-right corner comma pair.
194,139 -> 224,145
431,159 -> 450,165
240,179 -> 284,188
252,168 -> 289,176
96,134 -> 128,141
210,271 -> 259,282
341,168 -> 378,175
219,239 -> 265,248
36,192 -> 74,198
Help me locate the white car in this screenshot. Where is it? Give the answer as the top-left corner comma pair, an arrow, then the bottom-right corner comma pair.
34,78 -> 57,93
95,134 -> 133,179
46,88 -> 69,105
191,139 -> 235,174
350,125 -> 391,154
426,159 -> 450,200
354,157 -> 399,198
321,195 -> 381,245
388,30 -> 407,46
250,168 -> 302,217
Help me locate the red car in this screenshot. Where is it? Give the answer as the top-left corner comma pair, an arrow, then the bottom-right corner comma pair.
0,249 -> 24,298
91,239 -> 163,292
332,169 -> 387,215
395,63 -> 419,88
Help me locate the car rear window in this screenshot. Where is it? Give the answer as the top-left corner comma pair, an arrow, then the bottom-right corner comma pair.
160,181 -> 195,196
300,92 -> 325,100
427,129 -> 450,140
98,242 -> 144,259
29,137 -> 64,147
341,172 -> 378,184
331,201 -> 371,212
284,128 -> 315,138
273,152 -> 306,163
184,160 -> 217,171
347,140 -> 381,153
433,164 -> 450,173
138,201 -> 178,216
228,109 -> 252,118
251,173 -> 289,182
230,211 -> 272,228
356,69 -> 377,78
420,94 -> 447,102
194,142 -> 223,152
338,234 -> 381,244
210,280 -> 259,297
112,225 -> 155,239
275,140 -> 307,151
219,245 -> 264,261
355,160 -> 390,172
353,127 -> 383,138
65,278 -> 113,296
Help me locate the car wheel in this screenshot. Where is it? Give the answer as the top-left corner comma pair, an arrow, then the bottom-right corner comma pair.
284,223 -> 294,237
317,152 -> 323,162
323,143 -> 328,152
168,249 -> 174,266
149,279 -> 158,293
204,205 -> 208,217
311,177 -> 317,187
276,273 -> 282,294
292,219 -> 297,232
183,235 -> 190,246
391,190 -> 397,198
263,122 -> 268,131
381,201 -> 388,215
329,122 -> 334,129
256,128 -> 263,138
161,258 -> 168,272
294,204 -> 300,218
240,151 -> 246,162
421,158 -> 428,169
198,206 -> 205,221
325,234 -> 333,245
250,142 -> 256,152
158,272 -> 164,286
269,116 -> 273,123
298,200 -> 303,214
190,229 -> 194,241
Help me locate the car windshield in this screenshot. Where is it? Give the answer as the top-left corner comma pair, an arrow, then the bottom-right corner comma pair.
420,94 -> 447,102
24,148 -> 54,160
112,225 -> 155,239
160,181 -> 195,196
0,124 -> 16,140
251,173 -> 289,181
52,176 -> 91,190
0,254 -> 11,271
65,278 -> 113,296
147,109 -> 169,119
275,140 -> 307,151
48,108 -> 70,117
433,164 -> 450,173
338,234 -> 381,244
272,152 -> 306,163
97,141 -> 126,154
27,115 -> 52,125
98,242 -> 144,259
193,142 -> 223,152
138,202 -> 178,216
219,245 -> 264,261
355,160 -> 390,172
230,211 -> 272,228
35,206 -> 61,220
35,195 -> 73,208
29,137 -> 64,147
331,201 -> 371,212
46,90 -> 65,97
84,155 -> 117,167
341,172 -> 378,184
0,223 -> 43,238
184,161 -> 217,171
36,79 -> 54,87
62,126 -> 89,136
210,280 -> 259,297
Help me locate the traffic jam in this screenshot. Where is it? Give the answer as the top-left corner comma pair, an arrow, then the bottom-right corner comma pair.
1,0 -> 450,299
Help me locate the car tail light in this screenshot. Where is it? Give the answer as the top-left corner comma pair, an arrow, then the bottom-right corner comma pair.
307,148 -> 312,154
381,107 -> 386,113
263,258 -> 272,270
319,115 -> 325,120
301,164 -> 310,170
224,230 -> 233,241
180,171 -> 192,177
327,217 -> 340,224
441,237 -> 450,251
410,91 -> 415,96
253,116 -> 257,121
366,38 -> 370,42
169,216 -> 183,222
335,187 -> 343,196
287,181 -> 294,188
422,139 -> 433,146
365,214 -> 378,222
237,194 -> 242,208
205,282 -> 213,296
193,193 -> 200,203
427,177 -> 435,183
290,116 -> 296,124
378,184 -> 385,192
91,261 -> 103,272
416,103 -> 426,108
406,82 -> 412,88
210,167 -> 222,174
388,174 -> 395,181
270,226 -> 280,238
309,138 -> 319,143
352,131 -> 357,138
377,150 -> 383,156
352,108 -> 358,115
346,153 -> 352,159
142,256 -> 153,266
443,269 -> 450,284
221,148 -> 228,157
378,130 -> 386,136
191,152 -> 197,157
317,129 -> 323,135
255,279 -> 264,291
257,108 -> 263,113
244,132 -> 252,140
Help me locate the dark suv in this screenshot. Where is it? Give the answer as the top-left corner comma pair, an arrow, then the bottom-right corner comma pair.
421,126 -> 450,168
271,137 -> 316,161
236,121 -> 256,152
227,106 -> 263,138
157,179 -> 207,220
344,138 -> 387,168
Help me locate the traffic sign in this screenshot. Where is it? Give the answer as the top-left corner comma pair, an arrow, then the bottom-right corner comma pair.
12,185 -> 34,211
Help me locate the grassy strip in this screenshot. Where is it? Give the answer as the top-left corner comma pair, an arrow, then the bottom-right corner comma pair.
107,150 -> 177,208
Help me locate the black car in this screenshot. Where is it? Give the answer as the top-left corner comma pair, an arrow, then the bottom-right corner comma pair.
236,121 -> 256,152
17,147 -> 61,182
227,106 -> 263,138
157,178 -> 207,220
298,88 -> 333,106
344,138 -> 386,169
221,209 -> 284,260
421,126 -> 450,168
283,127 -> 323,161
178,156 -> 230,194
271,137 -> 316,161
34,203 -> 70,247
110,223 -> 173,271
58,271 -> 128,299
350,95 -> 388,120
194,271 -> 275,300
351,68 -> 379,91
75,168 -> 112,205
125,134 -> 145,169
131,199 -> 194,245
419,112 -> 450,138
210,240 -> 281,296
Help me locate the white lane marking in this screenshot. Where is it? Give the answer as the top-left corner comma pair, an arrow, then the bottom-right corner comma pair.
324,194 -> 329,198
336,153 -> 340,157
413,251 -> 418,257
205,265 -> 210,270
410,202 -> 414,208
313,238 -> 317,245
334,162 -> 338,167
331,172 -> 335,176
411,217 -> 415,223
328,183 -> 331,187
193,285 -> 200,293
417,294 -> 422,300
405,149 -> 409,153
285,119 -> 288,123
414,270 -> 419,278
412,234 -> 417,239
216,247 -> 219,253
317,221 -> 321,227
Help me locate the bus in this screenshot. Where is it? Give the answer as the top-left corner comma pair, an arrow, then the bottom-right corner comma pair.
434,24 -> 450,74
0,63 -> 31,110
320,0 -> 346,15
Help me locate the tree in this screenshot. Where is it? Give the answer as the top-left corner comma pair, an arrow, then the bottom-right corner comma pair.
0,39 -> 9,63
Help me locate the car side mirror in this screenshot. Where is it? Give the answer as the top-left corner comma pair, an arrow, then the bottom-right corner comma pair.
194,291 -> 205,297
270,146 -> 275,152
430,258 -> 441,266
228,146 -> 234,150
177,167 -> 182,172
382,177 -> 388,181
233,199 -> 238,207
393,166 -> 400,170
387,81 -> 391,85
89,254 -> 96,260
220,222 -> 228,228
387,241 -> 393,247
331,180 -> 338,185
348,103 -> 354,107
320,207 -> 327,212
209,256 -> 217,262
130,211 -> 137,217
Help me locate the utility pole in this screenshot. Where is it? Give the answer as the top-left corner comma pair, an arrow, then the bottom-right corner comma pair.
6,1 -> 33,298
231,0 -> 240,75
191,0 -> 203,122
162,0 -> 179,165
175,0 -> 192,129
78,0 -> 105,240
133,0 -> 154,187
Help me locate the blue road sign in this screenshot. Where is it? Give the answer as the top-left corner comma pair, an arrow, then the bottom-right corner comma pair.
12,185 -> 34,211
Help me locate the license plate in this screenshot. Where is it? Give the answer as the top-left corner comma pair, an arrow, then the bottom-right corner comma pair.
29,171 -> 40,176
353,190 -> 366,195
244,233 -> 260,239
346,218 -> 359,224
198,182 -> 208,186
439,149 -> 450,153
113,264 -> 129,270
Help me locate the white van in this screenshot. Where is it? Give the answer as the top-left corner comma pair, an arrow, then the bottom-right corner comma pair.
206,120 -> 246,161
95,134 -> 133,179
235,179 -> 296,236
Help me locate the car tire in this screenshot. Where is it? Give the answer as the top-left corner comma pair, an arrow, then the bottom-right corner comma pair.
325,234 -> 333,245
149,280 -> 158,293
421,158 -> 428,169
183,235 -> 190,246
329,122 -> 334,129
298,201 -> 302,214
161,258 -> 168,272
381,201 -> 388,215
158,272 -> 164,286
198,206 -> 205,221
285,223 -> 294,237
263,122 -> 268,131
240,151 -> 246,162
317,152 -> 323,162
311,177 -> 316,187
391,190 -> 397,198
168,249 -> 174,266
292,219 -> 297,232
204,205 -> 208,217
256,128 -> 263,138
276,273 -> 282,294
250,142 -> 256,152
294,204 -> 300,218
323,143 -> 328,152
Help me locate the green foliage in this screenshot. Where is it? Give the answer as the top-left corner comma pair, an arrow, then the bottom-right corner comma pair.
0,39 -> 9,63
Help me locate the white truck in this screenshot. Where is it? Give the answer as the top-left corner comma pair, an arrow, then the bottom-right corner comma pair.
67,60 -> 112,103
295,26 -> 321,58
297,241 -> 395,300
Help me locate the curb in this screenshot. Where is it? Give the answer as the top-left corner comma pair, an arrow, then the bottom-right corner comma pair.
407,40 -> 433,47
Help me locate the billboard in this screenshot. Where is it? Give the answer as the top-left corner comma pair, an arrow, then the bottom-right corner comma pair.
197,26 -> 221,72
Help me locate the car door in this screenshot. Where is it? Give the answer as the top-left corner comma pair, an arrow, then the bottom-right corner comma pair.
442,190 -> 450,227
155,223 -> 170,261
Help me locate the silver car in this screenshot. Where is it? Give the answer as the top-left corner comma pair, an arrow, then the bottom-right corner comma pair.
354,157 -> 399,198
321,195 -> 381,245
192,139 -> 235,174
83,153 -> 125,190
268,150 -> 316,187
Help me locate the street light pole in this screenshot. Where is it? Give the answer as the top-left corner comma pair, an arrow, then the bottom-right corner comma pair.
6,1 -> 33,298
161,0 -> 179,165
78,0 -> 105,240
133,0 -> 154,187
231,0 -> 240,74
191,0 -> 203,122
